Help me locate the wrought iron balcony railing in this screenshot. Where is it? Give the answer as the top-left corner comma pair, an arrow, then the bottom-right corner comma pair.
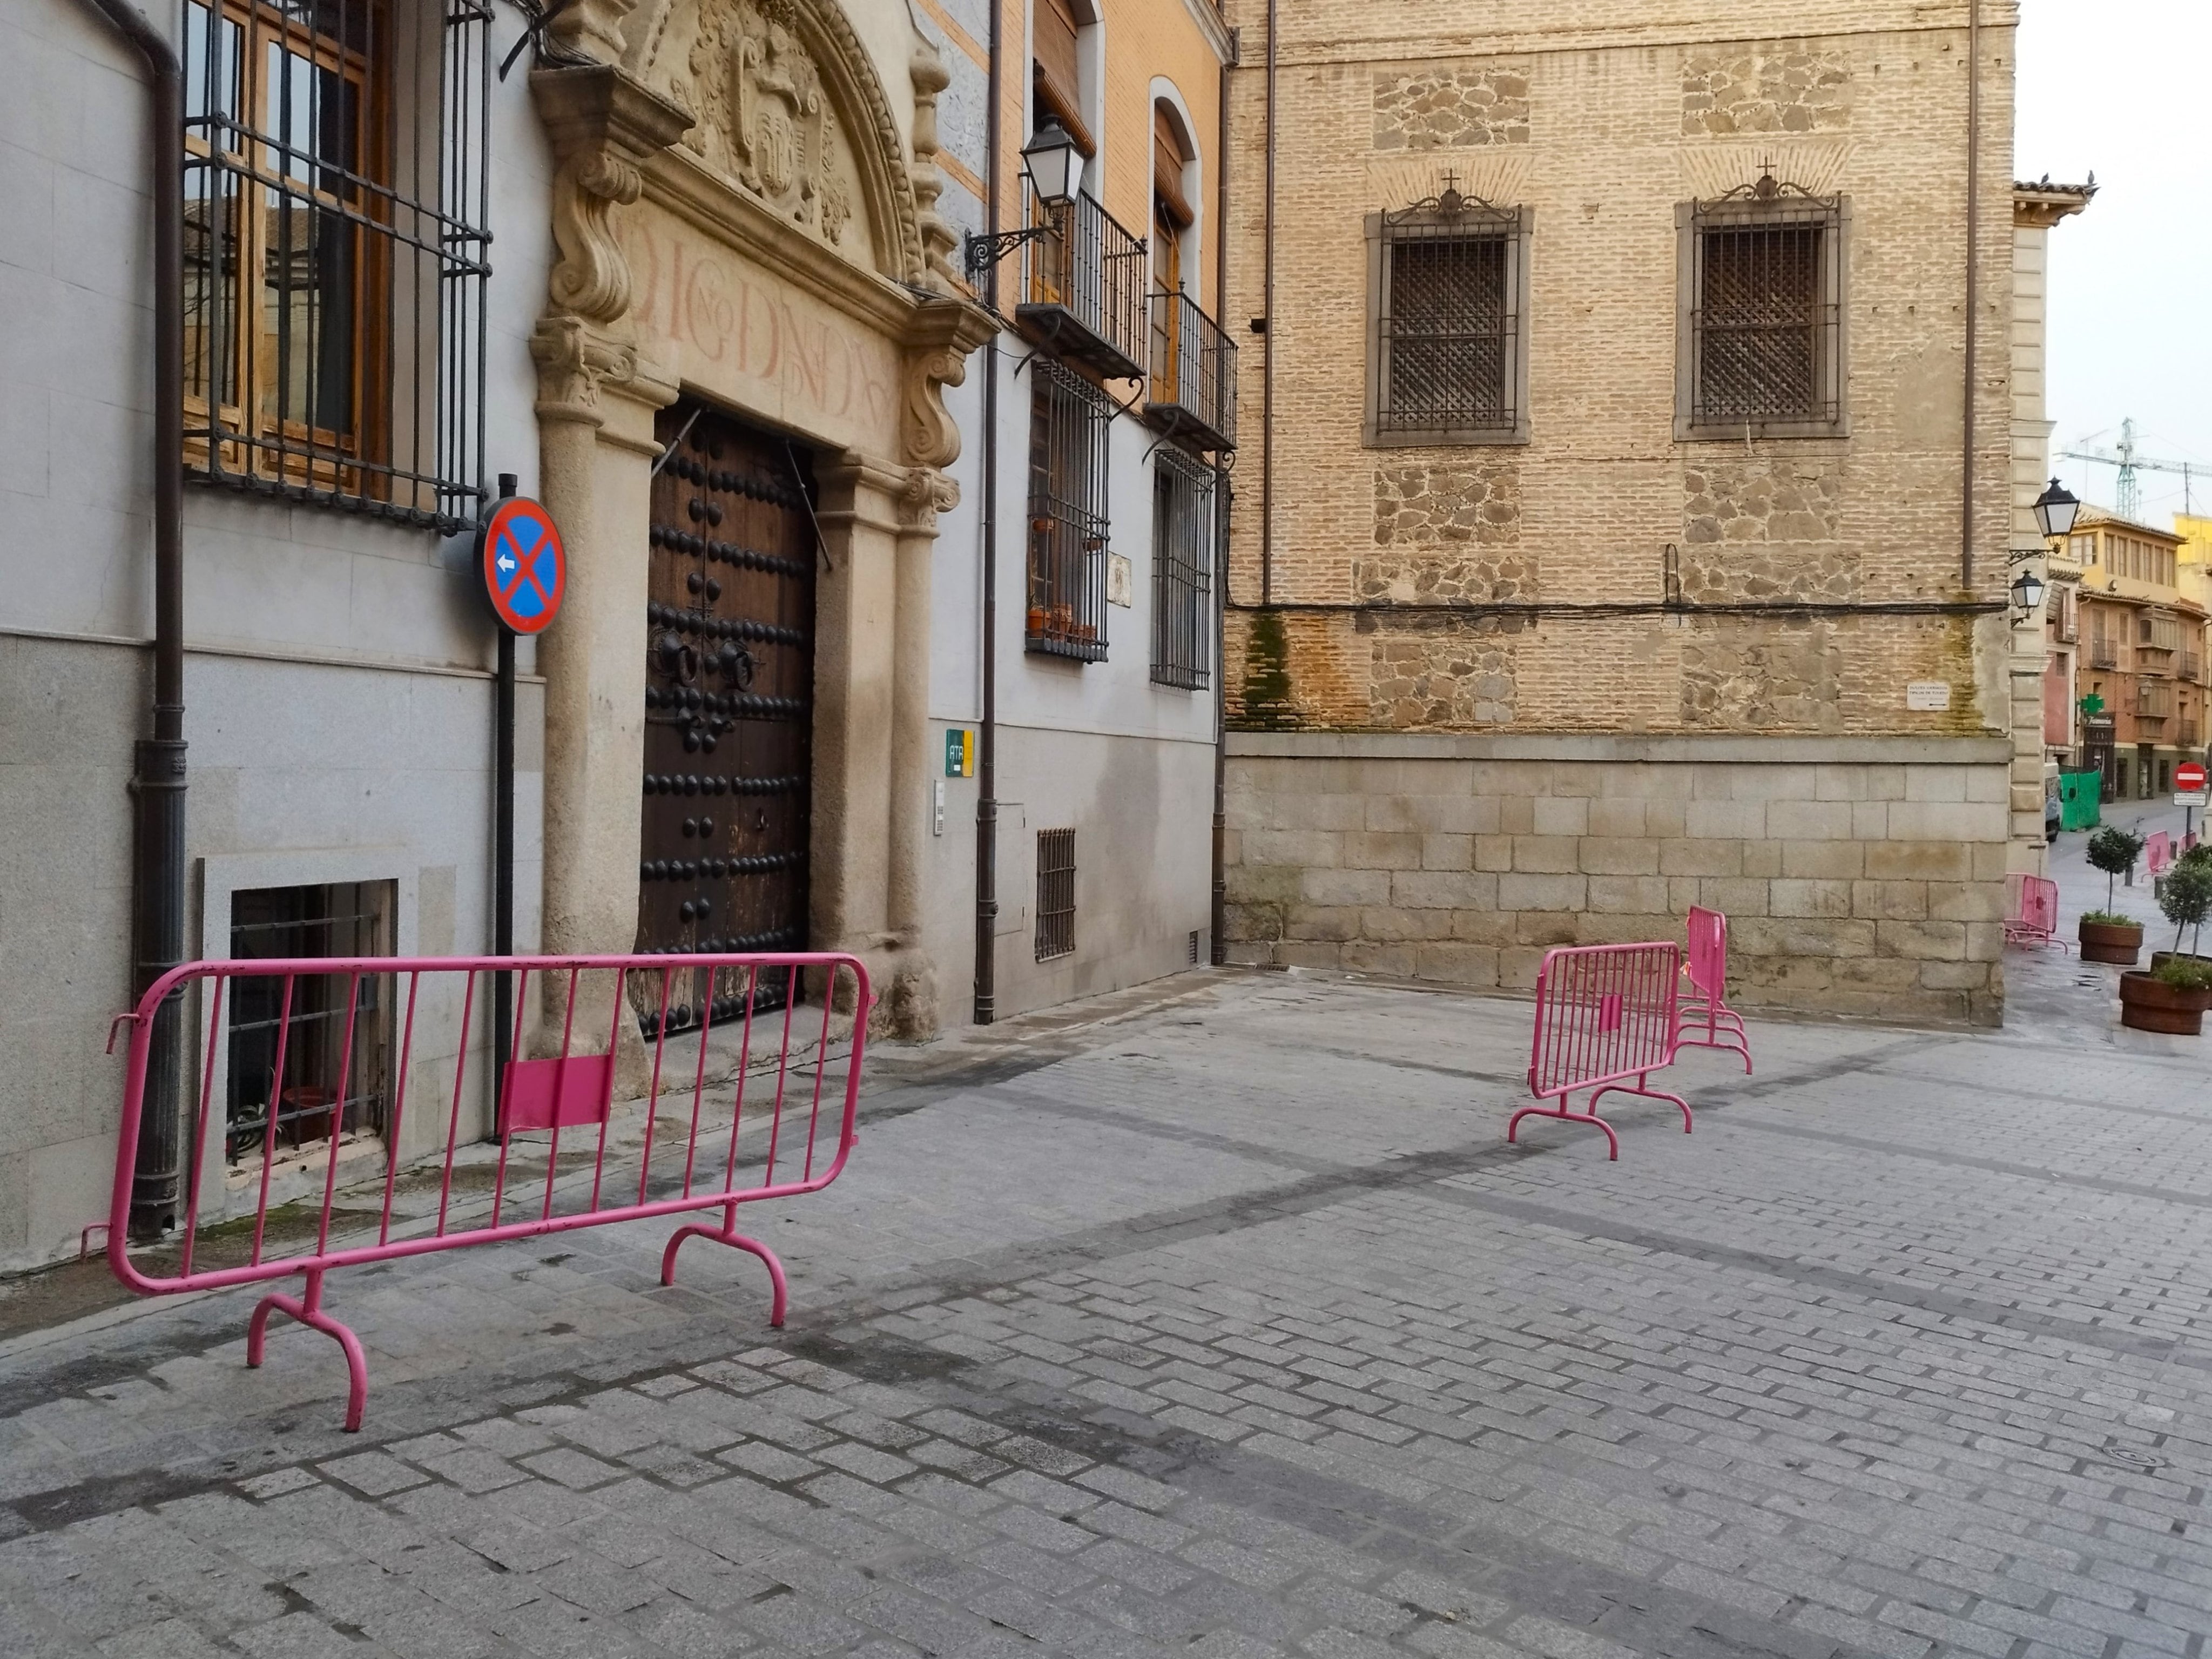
2136,685 -> 2171,720
2182,651 -> 2204,683
1017,185 -> 1148,381
1144,287 -> 1237,453
2089,639 -> 2120,669
2180,721 -> 2202,748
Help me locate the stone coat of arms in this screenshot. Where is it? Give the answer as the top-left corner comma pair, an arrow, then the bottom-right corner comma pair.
685,0 -> 854,244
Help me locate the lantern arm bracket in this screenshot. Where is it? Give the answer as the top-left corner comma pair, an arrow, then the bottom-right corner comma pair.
964,225 -> 1052,280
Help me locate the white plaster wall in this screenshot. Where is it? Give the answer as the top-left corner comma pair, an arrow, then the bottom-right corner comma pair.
0,0 -> 554,1266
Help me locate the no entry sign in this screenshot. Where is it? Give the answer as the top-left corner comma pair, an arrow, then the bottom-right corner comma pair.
481,496 -> 567,634
2180,763 -> 2207,794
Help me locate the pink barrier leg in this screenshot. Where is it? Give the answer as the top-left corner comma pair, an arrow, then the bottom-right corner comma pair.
1590,1075 -> 1694,1134
1507,1094 -> 1621,1160
245,1269 -> 369,1432
661,1211 -> 790,1326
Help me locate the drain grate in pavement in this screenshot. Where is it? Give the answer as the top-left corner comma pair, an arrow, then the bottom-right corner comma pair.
2104,1445 -> 2169,1471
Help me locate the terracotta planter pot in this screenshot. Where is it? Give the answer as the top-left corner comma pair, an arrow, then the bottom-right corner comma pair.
2080,919 -> 2144,965
2119,971 -> 2207,1034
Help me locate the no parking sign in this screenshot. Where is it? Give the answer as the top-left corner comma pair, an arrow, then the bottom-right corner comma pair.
480,496 -> 567,634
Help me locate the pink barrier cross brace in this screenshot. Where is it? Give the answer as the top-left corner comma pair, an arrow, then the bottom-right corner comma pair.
2002,873 -> 2067,952
1511,941 -> 1693,1159
1673,905 -> 1752,1074
106,951 -> 870,1431
2147,832 -> 2173,879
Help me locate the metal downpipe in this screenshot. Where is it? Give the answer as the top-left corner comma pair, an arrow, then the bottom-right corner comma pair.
973,0 -> 1003,1024
73,0 -> 187,1242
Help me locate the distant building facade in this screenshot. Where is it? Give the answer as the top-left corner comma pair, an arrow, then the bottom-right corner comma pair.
2054,511 -> 2208,799
1218,0 -> 2022,1025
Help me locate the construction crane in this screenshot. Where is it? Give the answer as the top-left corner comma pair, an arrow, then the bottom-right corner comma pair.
2059,417 -> 2200,522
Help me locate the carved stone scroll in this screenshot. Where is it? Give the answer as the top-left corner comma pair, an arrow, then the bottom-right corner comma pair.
532,65 -> 696,328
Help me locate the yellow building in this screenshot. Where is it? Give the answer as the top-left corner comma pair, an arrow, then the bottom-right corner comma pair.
2057,510 -> 2208,798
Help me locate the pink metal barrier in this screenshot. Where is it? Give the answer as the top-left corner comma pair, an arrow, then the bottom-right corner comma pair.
1673,905 -> 1752,1073
1511,942 -> 1692,1159
107,951 -> 869,1430
2148,831 -> 2173,878
2002,873 -> 2066,951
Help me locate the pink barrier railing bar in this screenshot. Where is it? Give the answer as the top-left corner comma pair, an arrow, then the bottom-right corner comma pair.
2147,831 -> 2173,878
2002,873 -> 2066,951
1673,905 -> 1752,1073
1511,941 -> 1692,1160
106,951 -> 870,1431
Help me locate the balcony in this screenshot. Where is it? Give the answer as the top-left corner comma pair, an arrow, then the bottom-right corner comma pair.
1017,185 -> 1148,382
1144,287 -> 1238,453
2181,722 -> 2203,748
2137,686 -> 2172,720
2183,651 -> 2204,683
2090,639 -> 2120,669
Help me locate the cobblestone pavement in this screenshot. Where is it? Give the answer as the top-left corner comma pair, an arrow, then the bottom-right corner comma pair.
4,967 -> 2211,1659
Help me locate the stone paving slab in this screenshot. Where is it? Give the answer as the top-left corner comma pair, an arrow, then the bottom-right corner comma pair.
3,967 -> 2211,1658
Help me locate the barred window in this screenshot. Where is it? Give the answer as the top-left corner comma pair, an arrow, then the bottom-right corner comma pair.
1679,178 -> 1847,438
1035,829 -> 1076,961
1150,447 -> 1215,690
183,0 -> 491,529
1364,186 -> 1529,446
1026,359 -> 1112,662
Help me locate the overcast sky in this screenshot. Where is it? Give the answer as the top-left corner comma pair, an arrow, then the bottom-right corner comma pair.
2015,0 -> 2212,528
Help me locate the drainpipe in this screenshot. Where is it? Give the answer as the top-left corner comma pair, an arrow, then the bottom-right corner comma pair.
1260,0 -> 1276,606
1961,0 -> 1980,590
973,0 -> 1003,1024
1210,45 -> 1231,965
75,0 -> 187,1243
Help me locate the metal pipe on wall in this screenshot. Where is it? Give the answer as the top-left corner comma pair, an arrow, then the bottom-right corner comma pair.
1210,41 -> 1232,966
72,0 -> 188,1242
1961,0 -> 1980,590
1259,0 -> 1276,607
973,0 -> 1004,1024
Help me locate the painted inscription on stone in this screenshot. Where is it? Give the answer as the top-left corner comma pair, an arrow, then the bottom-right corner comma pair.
623,213 -> 895,439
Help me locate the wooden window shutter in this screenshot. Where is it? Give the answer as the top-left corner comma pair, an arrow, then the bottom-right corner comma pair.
1153,104 -> 1193,227
1034,0 -> 1081,122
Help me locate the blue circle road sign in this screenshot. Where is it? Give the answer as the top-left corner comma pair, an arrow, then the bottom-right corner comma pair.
481,497 -> 567,635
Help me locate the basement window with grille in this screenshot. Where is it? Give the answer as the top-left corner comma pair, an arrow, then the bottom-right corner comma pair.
1035,829 -> 1076,961
225,880 -> 396,1171
1027,359 -> 1114,662
1150,447 -> 1216,690
1364,185 -> 1530,447
182,0 -> 492,530
1678,177 -> 1848,440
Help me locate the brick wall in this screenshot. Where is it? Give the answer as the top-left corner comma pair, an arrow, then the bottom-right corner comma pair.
1218,1 -> 2022,1017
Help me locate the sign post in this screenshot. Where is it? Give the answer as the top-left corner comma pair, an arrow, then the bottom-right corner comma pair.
2177,761 -> 2208,840
476,481 -> 568,1089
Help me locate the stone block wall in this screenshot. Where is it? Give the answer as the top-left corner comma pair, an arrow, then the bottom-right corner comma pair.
1225,732 -> 2013,1026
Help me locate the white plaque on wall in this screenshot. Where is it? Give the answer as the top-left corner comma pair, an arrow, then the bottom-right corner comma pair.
1905,681 -> 1952,711
1107,553 -> 1134,608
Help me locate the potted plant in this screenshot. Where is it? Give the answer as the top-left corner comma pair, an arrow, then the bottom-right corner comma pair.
2119,956 -> 2212,1035
2149,859 -> 2212,972
2080,826 -> 2147,963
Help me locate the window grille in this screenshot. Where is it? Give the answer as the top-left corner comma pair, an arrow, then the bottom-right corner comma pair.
1366,185 -> 1526,444
1150,446 -> 1215,690
1683,177 -> 1845,437
182,0 -> 492,530
226,880 -> 395,1167
1035,829 -> 1076,961
1026,359 -> 1112,662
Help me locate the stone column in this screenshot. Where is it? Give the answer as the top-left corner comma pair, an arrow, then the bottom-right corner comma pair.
810,454 -> 907,1004
884,468 -> 960,1036
527,64 -> 691,1067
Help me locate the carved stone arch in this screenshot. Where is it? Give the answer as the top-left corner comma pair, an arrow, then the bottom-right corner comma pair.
623,0 -> 928,285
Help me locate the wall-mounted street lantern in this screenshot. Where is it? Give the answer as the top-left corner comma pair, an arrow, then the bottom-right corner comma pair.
964,119 -> 1086,281
2009,567 -> 2047,617
2033,477 -> 2081,540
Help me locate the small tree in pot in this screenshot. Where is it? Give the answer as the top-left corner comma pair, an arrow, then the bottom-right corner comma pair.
2080,825 -> 2147,965
2155,859 -> 2212,965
